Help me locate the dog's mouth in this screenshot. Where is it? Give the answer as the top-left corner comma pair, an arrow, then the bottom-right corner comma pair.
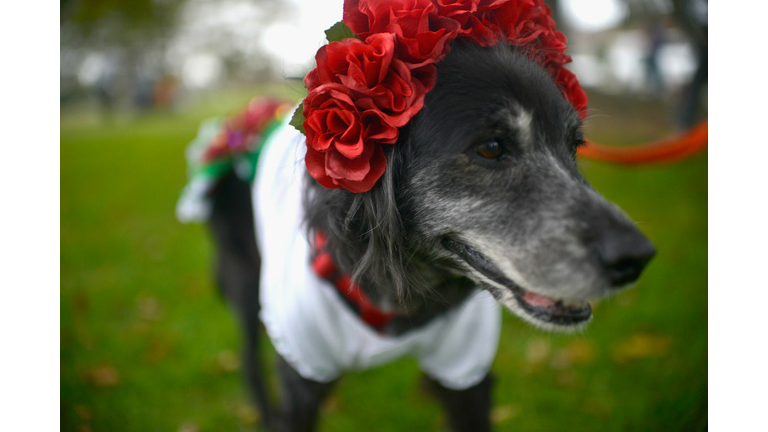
442,237 -> 592,327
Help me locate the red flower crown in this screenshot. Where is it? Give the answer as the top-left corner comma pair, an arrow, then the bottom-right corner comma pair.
292,0 -> 588,193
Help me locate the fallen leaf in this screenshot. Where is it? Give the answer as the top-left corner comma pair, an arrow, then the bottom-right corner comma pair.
146,337 -> 173,363
74,405 -> 92,421
136,296 -> 164,321
133,320 -> 151,333
75,324 -> 95,350
550,340 -> 596,370
555,370 -> 578,387
181,275 -> 206,298
84,365 -> 120,387
236,404 -> 260,425
525,338 -> 551,367
616,290 -> 636,307
583,397 -> 613,418
178,421 -> 200,432
612,333 -> 672,363
491,404 -> 520,424
322,396 -> 341,413
215,350 -> 241,373
144,237 -> 168,262
72,291 -> 89,314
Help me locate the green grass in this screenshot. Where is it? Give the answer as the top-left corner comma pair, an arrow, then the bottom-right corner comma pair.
61,88 -> 707,431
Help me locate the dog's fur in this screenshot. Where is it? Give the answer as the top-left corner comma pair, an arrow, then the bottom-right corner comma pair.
208,40 -> 655,431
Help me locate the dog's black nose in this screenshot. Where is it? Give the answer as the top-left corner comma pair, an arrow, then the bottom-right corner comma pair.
592,228 -> 656,288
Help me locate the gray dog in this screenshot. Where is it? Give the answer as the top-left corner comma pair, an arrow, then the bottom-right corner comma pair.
187,40 -> 655,431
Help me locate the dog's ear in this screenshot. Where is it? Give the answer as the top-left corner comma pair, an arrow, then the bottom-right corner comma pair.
348,145 -> 410,299
305,142 -> 421,302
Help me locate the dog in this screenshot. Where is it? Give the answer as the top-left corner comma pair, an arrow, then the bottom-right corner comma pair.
179,18 -> 656,432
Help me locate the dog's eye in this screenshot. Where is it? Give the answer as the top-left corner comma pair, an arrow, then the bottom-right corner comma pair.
573,129 -> 586,148
476,140 -> 502,159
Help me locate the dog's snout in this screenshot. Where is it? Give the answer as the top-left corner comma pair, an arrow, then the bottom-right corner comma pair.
591,227 -> 656,288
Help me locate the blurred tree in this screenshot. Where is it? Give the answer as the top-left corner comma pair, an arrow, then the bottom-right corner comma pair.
565,0 -> 706,126
669,0 -> 707,127
620,0 -> 706,126
61,0 -> 185,41
619,0 -> 706,44
60,0 -> 290,111
61,0 -> 187,112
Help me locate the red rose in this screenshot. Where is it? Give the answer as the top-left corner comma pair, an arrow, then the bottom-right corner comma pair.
518,1 -> 558,43
555,68 -> 588,119
304,67 -> 321,91
344,0 -> 436,39
306,140 -> 387,193
343,0 -> 459,67
304,84 -> 398,155
351,60 -> 435,127
312,33 -> 395,91
460,0 -> 513,45
537,49 -> 572,75
302,83 -> 398,192
309,33 -> 436,128
303,85 -> 362,155
457,0 -> 550,47
536,28 -> 568,53
436,0 -> 479,30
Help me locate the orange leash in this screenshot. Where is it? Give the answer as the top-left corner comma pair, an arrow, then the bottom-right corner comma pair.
577,119 -> 708,164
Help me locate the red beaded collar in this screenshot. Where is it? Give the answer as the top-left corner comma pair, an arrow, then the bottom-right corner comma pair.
311,231 -> 403,330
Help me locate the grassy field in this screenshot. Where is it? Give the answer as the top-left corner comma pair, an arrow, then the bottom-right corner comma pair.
61,86 -> 707,431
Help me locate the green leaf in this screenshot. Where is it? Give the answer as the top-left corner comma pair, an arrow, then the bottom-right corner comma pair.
289,103 -> 305,135
324,21 -> 358,43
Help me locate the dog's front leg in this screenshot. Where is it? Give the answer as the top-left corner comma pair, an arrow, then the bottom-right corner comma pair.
423,373 -> 494,432
275,355 -> 336,432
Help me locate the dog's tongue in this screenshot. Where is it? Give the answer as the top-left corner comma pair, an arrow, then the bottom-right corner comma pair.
521,290 -> 591,318
523,291 -> 557,309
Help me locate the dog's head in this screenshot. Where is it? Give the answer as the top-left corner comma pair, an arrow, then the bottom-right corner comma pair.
306,40 -> 655,332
